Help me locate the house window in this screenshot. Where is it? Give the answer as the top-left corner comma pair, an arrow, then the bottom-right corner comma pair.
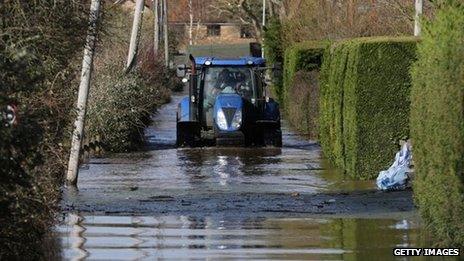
240,26 -> 253,38
207,24 -> 221,36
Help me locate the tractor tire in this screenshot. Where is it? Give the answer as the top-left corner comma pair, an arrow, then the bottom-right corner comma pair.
264,129 -> 282,147
176,124 -> 197,147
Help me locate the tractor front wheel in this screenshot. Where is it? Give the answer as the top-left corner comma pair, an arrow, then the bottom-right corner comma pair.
176,123 -> 199,147
263,129 -> 282,147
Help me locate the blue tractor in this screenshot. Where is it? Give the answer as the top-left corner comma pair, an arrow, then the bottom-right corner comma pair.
176,55 -> 282,147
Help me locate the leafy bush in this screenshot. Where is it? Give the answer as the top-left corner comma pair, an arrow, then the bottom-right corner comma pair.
85,7 -> 172,153
286,70 -> 320,139
319,42 -> 350,168
0,1 -> 89,258
263,18 -> 284,100
282,41 -> 327,139
283,41 -> 326,105
87,64 -> 170,152
410,3 -> 464,247
0,3 -> 176,258
320,37 -> 417,179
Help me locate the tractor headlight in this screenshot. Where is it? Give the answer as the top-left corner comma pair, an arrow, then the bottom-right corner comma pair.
231,109 -> 242,130
216,108 -> 228,130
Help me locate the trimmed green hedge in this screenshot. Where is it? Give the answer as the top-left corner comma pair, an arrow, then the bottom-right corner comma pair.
410,4 -> 464,247
283,41 -> 326,138
319,43 -> 350,168
283,41 -> 326,104
320,37 -> 417,179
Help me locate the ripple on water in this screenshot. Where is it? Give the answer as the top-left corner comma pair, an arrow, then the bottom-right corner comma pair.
58,214 -> 423,260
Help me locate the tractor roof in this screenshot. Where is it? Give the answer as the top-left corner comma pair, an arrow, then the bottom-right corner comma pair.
194,56 -> 265,66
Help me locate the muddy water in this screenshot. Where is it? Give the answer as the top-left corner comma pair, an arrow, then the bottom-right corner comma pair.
58,214 -> 422,260
58,90 -> 423,260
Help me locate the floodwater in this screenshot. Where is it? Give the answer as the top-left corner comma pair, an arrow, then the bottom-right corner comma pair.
57,90 -> 425,260
58,214 -> 422,260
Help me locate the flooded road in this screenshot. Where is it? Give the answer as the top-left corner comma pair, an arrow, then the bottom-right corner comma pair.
58,90 -> 421,260
58,214 -> 422,260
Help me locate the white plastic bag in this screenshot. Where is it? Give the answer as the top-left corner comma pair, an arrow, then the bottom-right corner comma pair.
376,141 -> 412,191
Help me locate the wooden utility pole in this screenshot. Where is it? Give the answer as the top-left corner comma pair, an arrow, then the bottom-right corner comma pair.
125,0 -> 145,72
163,0 -> 169,67
414,0 -> 423,36
153,0 -> 160,55
66,0 -> 101,186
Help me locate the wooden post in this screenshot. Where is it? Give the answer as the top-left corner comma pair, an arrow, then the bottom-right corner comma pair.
414,0 -> 423,37
163,0 -> 169,67
153,0 -> 160,55
66,0 -> 101,186
125,0 -> 145,72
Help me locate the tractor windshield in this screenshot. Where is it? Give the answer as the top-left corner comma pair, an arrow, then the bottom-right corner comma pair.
202,66 -> 255,127
203,66 -> 254,102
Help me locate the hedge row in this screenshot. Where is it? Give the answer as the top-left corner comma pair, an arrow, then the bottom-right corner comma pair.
319,42 -> 350,169
283,41 -> 326,104
410,4 -> 464,247
283,41 -> 326,138
320,37 -> 417,179
84,7 -> 176,153
0,1 -> 89,258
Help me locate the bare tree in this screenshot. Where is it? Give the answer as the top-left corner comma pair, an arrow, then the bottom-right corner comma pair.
211,0 -> 265,40
188,0 -> 194,45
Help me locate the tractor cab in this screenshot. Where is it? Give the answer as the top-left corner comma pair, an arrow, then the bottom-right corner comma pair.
176,55 -> 282,147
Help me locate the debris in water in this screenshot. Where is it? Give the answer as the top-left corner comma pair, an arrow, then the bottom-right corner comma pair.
377,140 -> 413,191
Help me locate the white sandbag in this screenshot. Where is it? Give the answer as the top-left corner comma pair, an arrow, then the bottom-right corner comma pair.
376,141 -> 412,191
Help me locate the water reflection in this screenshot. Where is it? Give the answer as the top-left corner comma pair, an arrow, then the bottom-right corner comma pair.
58,213 -> 428,260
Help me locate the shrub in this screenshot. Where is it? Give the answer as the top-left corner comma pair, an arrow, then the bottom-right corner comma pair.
344,37 -> 417,180
283,41 -> 326,104
0,1 -> 89,258
84,7 -> 172,153
263,18 -> 284,100
320,37 -> 417,179
410,4 -> 464,247
286,70 -> 320,139
319,43 -> 350,168
87,64 -> 170,152
282,41 -> 327,139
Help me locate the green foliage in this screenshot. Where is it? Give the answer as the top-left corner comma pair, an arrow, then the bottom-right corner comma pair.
282,41 -> 326,105
410,5 -> 464,247
282,41 -> 327,139
0,3 -> 174,258
0,1 -> 89,258
319,37 -> 417,179
263,18 -> 284,100
429,0 -> 463,8
264,18 -> 284,66
319,43 -> 350,169
84,7 -> 172,153
286,70 -> 320,139
86,65 -> 170,152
